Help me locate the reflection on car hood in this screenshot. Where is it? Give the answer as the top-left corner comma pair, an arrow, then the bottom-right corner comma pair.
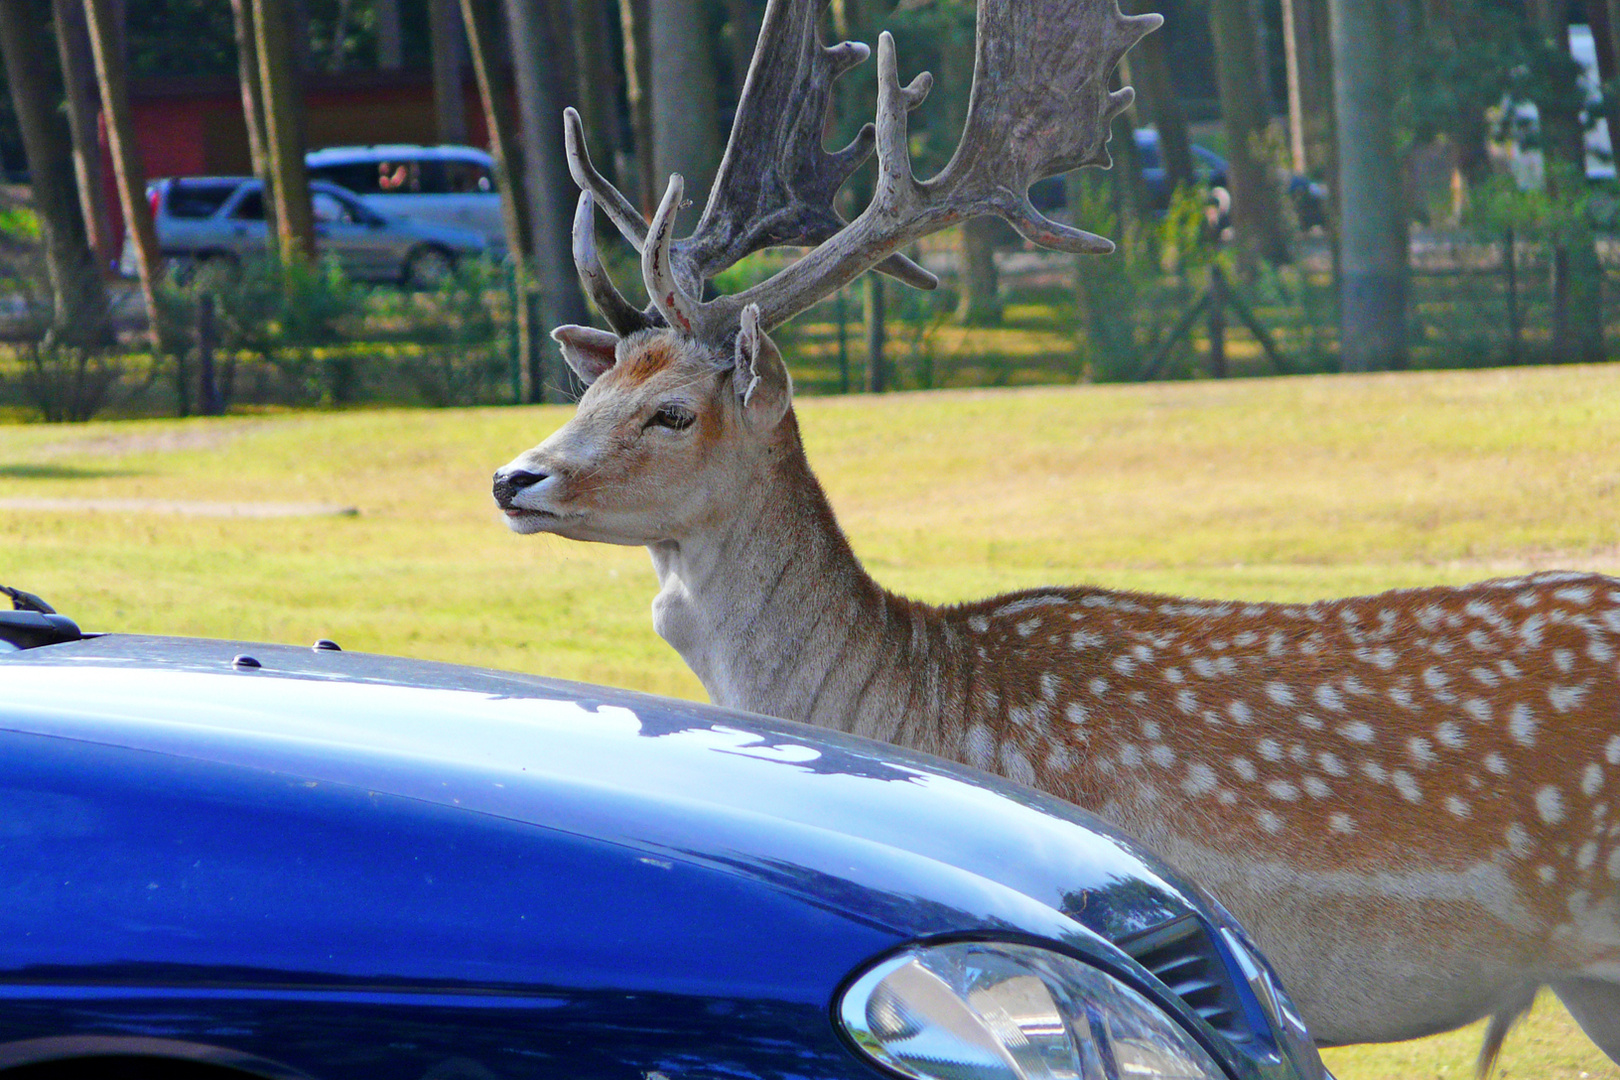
0,635 -> 1194,944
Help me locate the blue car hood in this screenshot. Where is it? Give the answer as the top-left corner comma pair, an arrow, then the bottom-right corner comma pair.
0,634 -> 1193,947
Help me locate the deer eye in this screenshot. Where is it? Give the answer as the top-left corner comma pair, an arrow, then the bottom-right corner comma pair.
646,404 -> 695,431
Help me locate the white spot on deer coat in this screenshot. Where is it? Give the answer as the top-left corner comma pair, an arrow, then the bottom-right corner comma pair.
1362,760 -> 1388,783
1090,677 -> 1110,697
1464,698 -> 1492,723
1583,764 -> 1605,797
1070,630 -> 1105,651
1266,682 -> 1296,706
1266,779 -> 1299,801
1471,666 -> 1500,687
1176,688 -> 1198,715
1258,738 -> 1283,762
1339,720 -> 1375,744
1256,809 -> 1283,833
1392,770 -> 1423,803
1608,736 -> 1620,766
1111,655 -> 1136,676
996,596 -> 1070,617
1549,684 -> 1588,713
1485,752 -> 1509,776
1435,721 -> 1466,750
1318,751 -> 1348,776
1303,775 -> 1330,798
1389,685 -> 1416,710
1508,703 -> 1537,746
1608,848 -> 1620,881
1407,737 -> 1438,765
1578,841 -> 1599,870
964,724 -> 996,769
1017,618 -> 1042,637
1184,762 -> 1218,796
1231,757 -> 1258,782
1164,667 -> 1184,683
1537,786 -> 1567,825
968,616 -> 989,634
1000,744 -> 1037,785
1118,743 -> 1143,769
1314,684 -> 1346,712
1446,795 -> 1470,818
1329,813 -> 1356,833
1505,823 -> 1533,856
1150,744 -> 1176,768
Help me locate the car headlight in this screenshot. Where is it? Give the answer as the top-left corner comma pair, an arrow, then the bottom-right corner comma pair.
838,941 -> 1228,1080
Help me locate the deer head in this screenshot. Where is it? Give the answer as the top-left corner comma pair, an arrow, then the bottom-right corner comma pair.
495,0 -> 1160,547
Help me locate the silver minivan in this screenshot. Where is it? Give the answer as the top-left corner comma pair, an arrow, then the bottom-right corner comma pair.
124,177 -> 488,286
306,144 -> 507,250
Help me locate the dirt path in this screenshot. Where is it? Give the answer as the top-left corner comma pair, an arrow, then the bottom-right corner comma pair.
0,497 -> 358,518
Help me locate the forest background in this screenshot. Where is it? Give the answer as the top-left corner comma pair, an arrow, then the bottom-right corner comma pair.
0,0 -> 1613,417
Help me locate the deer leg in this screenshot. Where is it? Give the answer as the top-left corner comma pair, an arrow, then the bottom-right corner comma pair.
1551,977 -> 1620,1065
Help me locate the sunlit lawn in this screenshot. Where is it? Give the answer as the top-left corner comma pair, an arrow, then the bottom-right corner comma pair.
3,362 -> 1620,1077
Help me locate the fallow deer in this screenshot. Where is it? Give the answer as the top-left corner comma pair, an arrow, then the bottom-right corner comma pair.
492,0 -> 1620,1069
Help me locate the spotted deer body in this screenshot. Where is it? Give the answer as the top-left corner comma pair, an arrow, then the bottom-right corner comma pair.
492,0 -> 1620,1067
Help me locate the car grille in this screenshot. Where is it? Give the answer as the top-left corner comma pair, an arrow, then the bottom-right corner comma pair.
1117,915 -> 1251,1041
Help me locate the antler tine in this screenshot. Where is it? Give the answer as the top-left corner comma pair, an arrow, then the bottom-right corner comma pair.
564,107 -> 648,252
573,192 -> 654,336
699,0 -> 1160,332
644,175 -> 704,336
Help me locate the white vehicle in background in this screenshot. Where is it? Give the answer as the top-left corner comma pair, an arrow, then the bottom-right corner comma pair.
1501,23 -> 1615,189
306,144 -> 508,252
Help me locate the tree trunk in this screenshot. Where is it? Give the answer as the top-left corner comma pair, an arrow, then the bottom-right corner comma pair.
864,273 -> 885,393
0,0 -> 110,346
570,0 -> 621,181
649,0 -> 720,221
504,0 -> 589,400
229,0 -> 275,254
430,0 -> 469,143
1280,0 -> 1307,175
51,0 -> 114,274
1589,1 -> 1620,154
1208,0 -> 1289,275
461,0 -> 539,398
84,0 -> 162,349
957,218 -> 1002,325
1126,0 -> 1191,190
617,0 -> 655,214
253,0 -> 315,260
1529,0 -> 1603,364
375,0 -> 401,68
1329,0 -> 1407,371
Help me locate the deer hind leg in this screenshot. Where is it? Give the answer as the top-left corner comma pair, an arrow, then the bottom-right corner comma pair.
1551,977 -> 1620,1066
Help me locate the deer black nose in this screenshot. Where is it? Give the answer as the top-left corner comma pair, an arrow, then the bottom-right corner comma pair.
493,469 -> 547,508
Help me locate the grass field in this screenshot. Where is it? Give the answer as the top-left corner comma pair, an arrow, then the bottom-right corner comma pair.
3,362 -> 1619,1078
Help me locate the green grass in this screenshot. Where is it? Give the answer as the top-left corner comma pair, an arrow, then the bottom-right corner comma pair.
3,363 -> 1620,1077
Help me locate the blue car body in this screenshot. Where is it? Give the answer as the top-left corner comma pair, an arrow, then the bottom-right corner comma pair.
0,630 -> 1325,1080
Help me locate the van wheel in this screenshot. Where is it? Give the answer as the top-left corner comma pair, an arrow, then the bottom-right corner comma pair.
404,246 -> 454,289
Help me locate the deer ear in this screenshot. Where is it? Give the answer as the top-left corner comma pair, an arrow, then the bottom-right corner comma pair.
734,304 -> 792,432
552,325 -> 620,385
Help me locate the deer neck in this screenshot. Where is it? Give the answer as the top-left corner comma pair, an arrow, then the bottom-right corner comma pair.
648,413 -> 966,750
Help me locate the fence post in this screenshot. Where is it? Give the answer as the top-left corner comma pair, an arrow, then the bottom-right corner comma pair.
196,294 -> 222,415
1504,228 -> 1520,365
835,286 -> 849,394
1208,262 -> 1227,378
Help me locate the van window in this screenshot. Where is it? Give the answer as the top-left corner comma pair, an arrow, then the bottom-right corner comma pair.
231,191 -> 265,219
166,181 -> 240,219
445,160 -> 495,193
311,163 -> 383,195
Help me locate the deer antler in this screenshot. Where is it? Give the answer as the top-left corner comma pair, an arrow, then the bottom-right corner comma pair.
567,0 -> 1159,343
564,0 -> 933,334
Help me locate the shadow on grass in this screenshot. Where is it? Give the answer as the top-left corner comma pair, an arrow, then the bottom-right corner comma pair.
0,464 -> 138,480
